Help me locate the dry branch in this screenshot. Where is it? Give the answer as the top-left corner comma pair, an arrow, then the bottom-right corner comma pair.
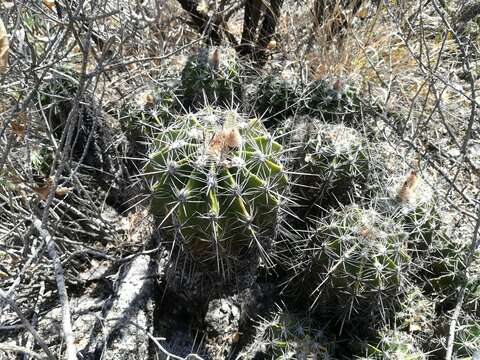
238,0 -> 262,55
175,0 -> 223,44
33,218 -> 78,360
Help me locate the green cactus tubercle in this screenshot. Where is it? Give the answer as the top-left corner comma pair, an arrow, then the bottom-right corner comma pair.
146,108 -> 287,265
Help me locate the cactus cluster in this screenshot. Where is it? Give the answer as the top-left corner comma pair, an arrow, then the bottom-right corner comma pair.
33,47 -> 480,359
145,107 -> 287,274
106,52 -> 476,358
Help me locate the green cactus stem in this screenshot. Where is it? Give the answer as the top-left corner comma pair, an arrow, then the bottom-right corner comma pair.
145,107 -> 287,275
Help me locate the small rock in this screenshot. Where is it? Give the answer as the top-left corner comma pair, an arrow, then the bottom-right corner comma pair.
204,298 -> 241,359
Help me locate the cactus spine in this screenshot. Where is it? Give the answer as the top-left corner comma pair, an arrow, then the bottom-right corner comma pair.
358,329 -> 426,360
240,309 -> 333,359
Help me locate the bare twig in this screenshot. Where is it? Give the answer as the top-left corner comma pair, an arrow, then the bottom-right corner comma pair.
22,281 -> 46,360
175,0 -> 223,44
32,218 -> 78,360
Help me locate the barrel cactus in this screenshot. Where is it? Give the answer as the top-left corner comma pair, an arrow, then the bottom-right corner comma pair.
253,74 -> 362,128
293,204 -> 410,322
180,47 -> 241,110
119,86 -> 177,141
376,170 -> 441,252
424,236 -> 480,311
302,78 -> 362,123
145,107 -> 288,274
289,119 -> 369,216
254,72 -> 300,127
